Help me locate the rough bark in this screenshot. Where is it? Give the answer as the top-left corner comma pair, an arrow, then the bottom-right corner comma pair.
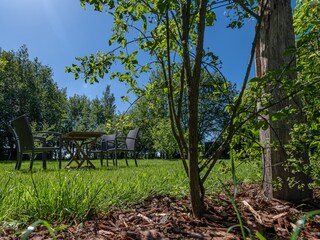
256,0 -> 312,202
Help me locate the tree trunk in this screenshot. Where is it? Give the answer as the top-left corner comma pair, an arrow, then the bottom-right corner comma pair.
188,79 -> 204,217
256,0 -> 312,202
186,0 -> 207,218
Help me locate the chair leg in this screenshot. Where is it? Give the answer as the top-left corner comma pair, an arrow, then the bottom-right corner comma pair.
15,153 -> 19,170
29,152 -> 35,171
15,152 -> 22,170
134,152 -> 138,167
100,152 -> 104,167
59,148 -> 62,169
110,152 -> 116,166
59,140 -> 62,169
42,151 -> 47,170
125,152 -> 128,166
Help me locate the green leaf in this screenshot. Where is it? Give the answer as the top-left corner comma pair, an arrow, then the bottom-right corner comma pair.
65,67 -> 71,73
121,39 -> 127,48
121,95 -> 129,102
206,11 -> 216,26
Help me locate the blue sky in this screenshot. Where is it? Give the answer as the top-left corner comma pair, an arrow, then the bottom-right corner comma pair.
0,0 -> 259,112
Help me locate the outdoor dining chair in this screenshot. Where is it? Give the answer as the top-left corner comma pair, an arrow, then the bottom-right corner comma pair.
10,115 -> 62,171
90,134 -> 116,167
107,128 -> 140,167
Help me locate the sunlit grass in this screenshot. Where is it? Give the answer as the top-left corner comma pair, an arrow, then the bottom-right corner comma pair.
0,158 -> 261,229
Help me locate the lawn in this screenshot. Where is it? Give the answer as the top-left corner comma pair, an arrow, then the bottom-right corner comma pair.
0,158 -> 261,229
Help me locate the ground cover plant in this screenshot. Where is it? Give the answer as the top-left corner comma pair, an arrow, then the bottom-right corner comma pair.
0,158 -> 263,237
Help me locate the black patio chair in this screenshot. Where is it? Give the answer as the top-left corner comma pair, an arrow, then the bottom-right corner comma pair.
108,128 -> 140,167
10,115 -> 62,171
90,134 -> 116,167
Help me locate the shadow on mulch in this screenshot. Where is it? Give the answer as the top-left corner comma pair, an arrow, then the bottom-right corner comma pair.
1,183 -> 320,239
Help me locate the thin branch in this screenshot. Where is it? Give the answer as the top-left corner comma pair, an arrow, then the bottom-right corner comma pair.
212,2 -> 232,10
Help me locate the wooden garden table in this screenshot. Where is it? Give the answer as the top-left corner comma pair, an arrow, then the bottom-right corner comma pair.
61,131 -> 104,169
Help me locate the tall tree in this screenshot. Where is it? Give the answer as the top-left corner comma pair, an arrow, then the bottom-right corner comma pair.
255,0 -> 312,201
65,94 -> 91,131
102,85 -> 116,120
90,85 -> 116,130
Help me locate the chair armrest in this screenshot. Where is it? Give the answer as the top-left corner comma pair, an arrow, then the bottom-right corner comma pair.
115,136 -> 136,142
115,136 -> 126,140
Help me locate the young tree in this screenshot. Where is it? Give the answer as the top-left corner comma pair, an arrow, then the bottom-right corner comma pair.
67,0 -> 211,217
66,0 -> 262,217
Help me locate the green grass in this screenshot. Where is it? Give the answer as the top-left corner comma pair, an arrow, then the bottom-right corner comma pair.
0,158 -> 261,229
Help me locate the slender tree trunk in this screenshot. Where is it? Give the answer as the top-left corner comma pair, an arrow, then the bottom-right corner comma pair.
256,0 -> 312,202
188,79 -> 204,217
185,0 -> 207,218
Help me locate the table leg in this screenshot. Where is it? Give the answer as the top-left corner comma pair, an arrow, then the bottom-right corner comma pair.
64,141 -> 82,168
62,136 -> 98,169
74,140 -> 96,169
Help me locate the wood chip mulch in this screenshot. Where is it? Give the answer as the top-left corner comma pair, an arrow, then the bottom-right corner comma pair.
1,183 -> 320,239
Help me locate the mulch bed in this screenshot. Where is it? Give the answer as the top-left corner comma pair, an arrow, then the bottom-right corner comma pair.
1,183 -> 320,239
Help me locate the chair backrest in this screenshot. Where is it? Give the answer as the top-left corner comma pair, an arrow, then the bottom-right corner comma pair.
101,134 -> 116,150
11,115 -> 34,152
126,128 -> 140,151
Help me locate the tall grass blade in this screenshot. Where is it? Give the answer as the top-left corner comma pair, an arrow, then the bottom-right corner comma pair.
219,151 -> 252,239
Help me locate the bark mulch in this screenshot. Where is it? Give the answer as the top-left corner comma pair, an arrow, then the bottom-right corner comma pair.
1,183 -> 320,239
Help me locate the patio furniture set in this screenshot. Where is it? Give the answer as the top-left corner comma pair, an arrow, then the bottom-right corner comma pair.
9,115 -> 140,171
